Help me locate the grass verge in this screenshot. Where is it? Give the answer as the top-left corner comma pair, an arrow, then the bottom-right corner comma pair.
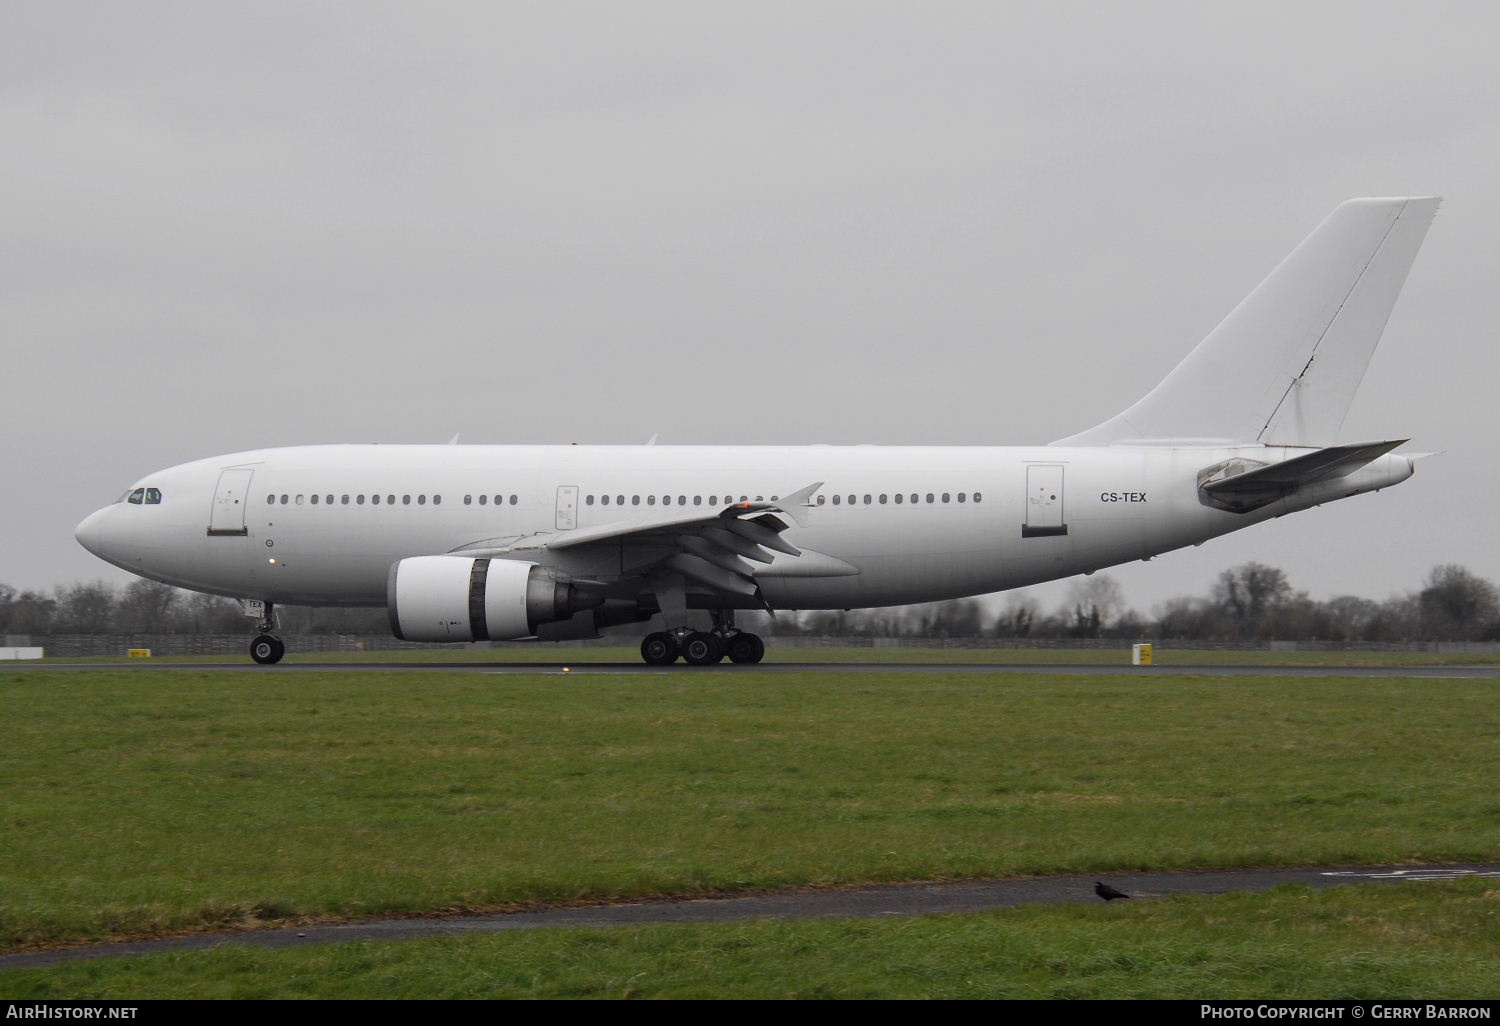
1,669 -> 1495,950
2,882 -> 1495,999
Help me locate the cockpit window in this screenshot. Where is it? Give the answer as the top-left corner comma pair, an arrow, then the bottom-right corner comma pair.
126,488 -> 145,504
145,488 -> 162,504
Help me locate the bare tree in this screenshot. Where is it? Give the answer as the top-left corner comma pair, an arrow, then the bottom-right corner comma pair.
0,586 -> 57,634
1064,574 -> 1124,638
114,579 -> 181,634
1418,564 -> 1500,640
1212,563 -> 1294,638
52,581 -> 117,634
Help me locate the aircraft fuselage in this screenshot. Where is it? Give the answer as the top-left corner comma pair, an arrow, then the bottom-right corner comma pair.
75,441 -> 1414,611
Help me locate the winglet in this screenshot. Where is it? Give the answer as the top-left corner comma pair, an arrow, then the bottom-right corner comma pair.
772,481 -> 823,528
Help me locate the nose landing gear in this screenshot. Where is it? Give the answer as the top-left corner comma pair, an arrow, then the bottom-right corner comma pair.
248,602 -> 285,664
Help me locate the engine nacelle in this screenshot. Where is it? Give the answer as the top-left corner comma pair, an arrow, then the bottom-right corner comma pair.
387,556 -> 599,642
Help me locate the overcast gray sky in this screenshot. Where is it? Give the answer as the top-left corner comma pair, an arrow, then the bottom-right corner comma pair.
3,0 -> 1496,617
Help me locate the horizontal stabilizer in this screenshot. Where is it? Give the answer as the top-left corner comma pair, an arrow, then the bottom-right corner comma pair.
1199,440 -> 1406,513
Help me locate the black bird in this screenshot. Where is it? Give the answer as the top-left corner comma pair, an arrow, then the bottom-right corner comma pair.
1095,882 -> 1131,901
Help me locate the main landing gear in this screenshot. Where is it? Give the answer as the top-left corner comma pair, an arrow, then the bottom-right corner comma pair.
248,602 -> 285,665
639,610 -> 765,666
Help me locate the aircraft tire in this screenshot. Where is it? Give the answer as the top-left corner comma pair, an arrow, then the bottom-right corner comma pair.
682,632 -> 724,666
725,633 -> 765,664
250,635 -> 285,665
641,632 -> 679,665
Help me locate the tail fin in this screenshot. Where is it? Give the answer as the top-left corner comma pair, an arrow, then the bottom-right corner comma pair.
1054,197 -> 1440,447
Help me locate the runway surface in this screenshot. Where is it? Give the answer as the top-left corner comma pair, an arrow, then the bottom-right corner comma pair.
4,863 -> 1496,970
13,660 -> 1500,677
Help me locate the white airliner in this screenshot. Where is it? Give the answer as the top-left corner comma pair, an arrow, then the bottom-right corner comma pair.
76,197 -> 1440,665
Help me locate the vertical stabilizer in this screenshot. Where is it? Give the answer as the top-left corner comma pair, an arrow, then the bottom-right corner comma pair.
1054,197 -> 1440,447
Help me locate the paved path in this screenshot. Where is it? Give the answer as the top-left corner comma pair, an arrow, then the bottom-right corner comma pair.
4,862 -> 1497,970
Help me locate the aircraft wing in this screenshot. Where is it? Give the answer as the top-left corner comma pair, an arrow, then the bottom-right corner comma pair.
447,481 -> 840,601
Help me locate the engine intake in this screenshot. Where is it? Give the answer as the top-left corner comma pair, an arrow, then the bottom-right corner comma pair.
387,556 -> 600,642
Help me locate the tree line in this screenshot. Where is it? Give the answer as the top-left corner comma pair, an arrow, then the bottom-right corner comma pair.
2,563 -> 1496,642
774,563 -> 1499,642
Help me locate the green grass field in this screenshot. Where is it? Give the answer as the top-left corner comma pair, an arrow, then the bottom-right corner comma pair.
37,644 -> 1500,666
2,668 -> 1495,960
4,881 -> 1495,999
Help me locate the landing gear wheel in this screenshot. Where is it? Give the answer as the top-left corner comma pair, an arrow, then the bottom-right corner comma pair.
249,635 -> 285,665
682,632 -> 725,666
641,632 -> 679,665
725,633 -> 765,664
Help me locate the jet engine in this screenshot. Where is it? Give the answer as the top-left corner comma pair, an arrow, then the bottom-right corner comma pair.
387,556 -> 600,642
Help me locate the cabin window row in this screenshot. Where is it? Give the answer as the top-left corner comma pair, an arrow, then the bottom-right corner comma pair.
264,493 -> 522,506
815,492 -> 981,506
584,494 -> 772,507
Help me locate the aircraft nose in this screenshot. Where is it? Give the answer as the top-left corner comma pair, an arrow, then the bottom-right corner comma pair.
75,507 -> 111,558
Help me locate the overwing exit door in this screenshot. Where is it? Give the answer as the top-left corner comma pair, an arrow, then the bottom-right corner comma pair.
555,485 -> 579,530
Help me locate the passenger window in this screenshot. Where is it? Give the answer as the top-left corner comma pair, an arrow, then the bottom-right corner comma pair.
266,494 -> 275,505
817,495 -> 826,506
926,493 -> 934,503
847,495 -> 855,505
679,495 -> 687,506
942,493 -> 950,503
509,495 -> 518,505
863,495 -> 871,505
341,495 -> 349,505
958,493 -> 966,503
326,495 -> 333,505
647,495 -> 656,506
311,494 -> 320,504
465,495 -> 473,505
357,495 -> 365,505
632,495 -> 641,506
693,496 -> 702,506
388,495 -> 396,505
832,495 -> 841,505
879,494 -> 887,504
417,495 -> 426,505
586,495 -> 595,506
478,494 -> 487,505
402,495 -> 411,505
616,495 -> 624,505
494,495 -> 503,505
372,495 -> 381,505
296,495 -> 304,505
434,495 -> 441,505
127,488 -> 145,504
974,491 -> 983,503
910,494 -> 918,504
894,493 -> 903,504
601,495 -> 610,506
